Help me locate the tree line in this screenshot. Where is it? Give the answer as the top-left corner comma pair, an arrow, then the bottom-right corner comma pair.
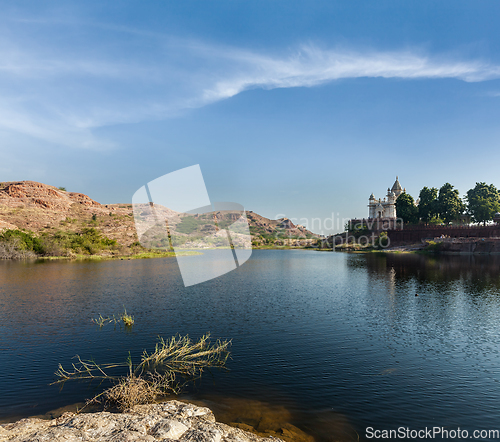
395,182 -> 500,226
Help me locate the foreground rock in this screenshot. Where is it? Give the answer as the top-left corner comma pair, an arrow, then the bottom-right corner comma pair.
0,401 -> 285,442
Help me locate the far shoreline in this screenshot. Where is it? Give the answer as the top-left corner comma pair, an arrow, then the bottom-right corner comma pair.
0,246 -> 322,262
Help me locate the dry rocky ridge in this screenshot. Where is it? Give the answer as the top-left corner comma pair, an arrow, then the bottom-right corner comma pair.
245,212 -> 318,247
0,181 -> 138,249
0,401 -> 289,442
0,181 -> 318,254
246,212 -> 313,238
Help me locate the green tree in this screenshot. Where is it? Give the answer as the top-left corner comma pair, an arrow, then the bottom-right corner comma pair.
395,192 -> 418,224
0,229 -> 45,254
466,182 -> 500,226
438,183 -> 465,224
418,186 -> 438,224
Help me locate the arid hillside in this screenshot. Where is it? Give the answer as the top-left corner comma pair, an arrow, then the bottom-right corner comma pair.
0,181 -> 138,247
0,181 -> 318,254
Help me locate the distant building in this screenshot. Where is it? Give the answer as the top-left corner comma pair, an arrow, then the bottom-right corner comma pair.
348,177 -> 406,231
368,177 -> 405,219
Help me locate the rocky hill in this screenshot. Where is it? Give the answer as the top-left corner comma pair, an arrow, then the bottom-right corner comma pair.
0,181 -> 137,249
0,181 -> 318,256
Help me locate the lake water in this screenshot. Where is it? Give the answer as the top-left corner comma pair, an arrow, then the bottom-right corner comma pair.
1,250 -> 500,441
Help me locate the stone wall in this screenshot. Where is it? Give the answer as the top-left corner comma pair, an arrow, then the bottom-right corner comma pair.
387,225 -> 500,244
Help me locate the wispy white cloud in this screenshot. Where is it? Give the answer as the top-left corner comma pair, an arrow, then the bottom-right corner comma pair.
1,24 -> 500,150
197,45 -> 500,104
0,106 -> 115,150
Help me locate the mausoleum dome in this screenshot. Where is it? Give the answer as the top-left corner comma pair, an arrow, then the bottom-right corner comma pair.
391,176 -> 403,193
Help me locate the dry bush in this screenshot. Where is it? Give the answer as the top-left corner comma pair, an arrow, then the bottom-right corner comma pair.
54,334 -> 231,410
97,371 -> 177,410
138,334 -> 230,377
103,375 -> 160,410
0,237 -> 37,259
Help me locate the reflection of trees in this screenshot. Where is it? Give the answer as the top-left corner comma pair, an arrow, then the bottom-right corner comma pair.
346,253 -> 500,358
354,252 -> 500,295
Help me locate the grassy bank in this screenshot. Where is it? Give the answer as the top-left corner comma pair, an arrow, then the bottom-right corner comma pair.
0,228 -> 204,261
36,250 -> 201,261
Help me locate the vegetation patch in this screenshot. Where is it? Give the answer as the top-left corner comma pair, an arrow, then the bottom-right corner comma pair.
423,240 -> 444,253
40,227 -> 118,256
54,334 -> 231,411
0,229 -> 45,257
375,231 -> 389,249
0,228 -> 119,258
92,309 -> 135,327
121,309 -> 134,326
175,216 -> 207,234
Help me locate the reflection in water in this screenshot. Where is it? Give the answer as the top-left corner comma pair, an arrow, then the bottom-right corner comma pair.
1,251 -> 500,441
360,252 -> 500,290
184,394 -> 359,442
183,396 -> 316,442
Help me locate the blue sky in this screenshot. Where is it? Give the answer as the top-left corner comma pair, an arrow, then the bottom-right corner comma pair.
1,1 -> 500,234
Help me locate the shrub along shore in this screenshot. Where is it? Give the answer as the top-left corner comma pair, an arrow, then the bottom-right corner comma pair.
0,228 -> 201,260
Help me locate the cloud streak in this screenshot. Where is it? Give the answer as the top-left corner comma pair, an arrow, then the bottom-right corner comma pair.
198,45 -> 500,104
1,24 -> 500,150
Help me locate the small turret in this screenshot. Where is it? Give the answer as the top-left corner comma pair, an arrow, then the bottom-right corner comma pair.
391,177 -> 402,192
391,176 -> 404,197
